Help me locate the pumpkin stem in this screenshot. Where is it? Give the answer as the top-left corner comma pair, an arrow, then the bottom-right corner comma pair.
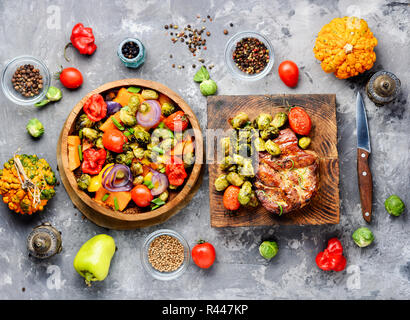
344,43 -> 353,54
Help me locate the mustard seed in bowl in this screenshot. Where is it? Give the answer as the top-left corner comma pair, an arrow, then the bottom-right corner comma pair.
148,234 -> 185,272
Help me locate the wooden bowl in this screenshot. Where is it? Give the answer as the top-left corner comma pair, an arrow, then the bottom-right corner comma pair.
57,79 -> 203,230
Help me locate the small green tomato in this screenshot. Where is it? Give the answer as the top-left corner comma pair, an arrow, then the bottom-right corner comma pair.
199,79 -> 217,96
385,195 -> 405,217
259,241 -> 278,260
352,227 -> 374,247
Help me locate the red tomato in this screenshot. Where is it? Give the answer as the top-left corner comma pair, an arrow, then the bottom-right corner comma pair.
83,94 -> 107,122
163,111 -> 189,132
59,67 -> 83,89
165,157 -> 188,186
278,60 -> 299,87
102,129 -> 127,153
288,106 -> 312,136
223,185 -> 241,211
131,185 -> 153,207
192,241 -> 216,269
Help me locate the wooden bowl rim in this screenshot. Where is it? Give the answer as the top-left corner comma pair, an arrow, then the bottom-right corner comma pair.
60,79 -> 203,223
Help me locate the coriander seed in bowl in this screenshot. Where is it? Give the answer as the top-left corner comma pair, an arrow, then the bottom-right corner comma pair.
141,229 -> 190,280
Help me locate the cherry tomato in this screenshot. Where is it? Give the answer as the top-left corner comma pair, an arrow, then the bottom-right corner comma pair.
278,60 -> 299,87
191,241 -> 216,269
102,129 -> 127,153
83,94 -> 107,122
288,106 -> 312,136
131,185 -> 153,207
163,111 -> 189,132
59,67 -> 83,89
223,185 -> 241,211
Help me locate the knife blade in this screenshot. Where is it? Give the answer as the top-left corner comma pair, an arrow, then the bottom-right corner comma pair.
356,92 -> 373,223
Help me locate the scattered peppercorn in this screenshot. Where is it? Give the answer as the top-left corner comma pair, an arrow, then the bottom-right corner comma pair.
121,41 -> 140,59
230,23 -> 234,27
148,235 -> 185,272
164,25 -> 169,29
11,64 -> 43,97
223,29 -> 229,35
232,37 -> 270,74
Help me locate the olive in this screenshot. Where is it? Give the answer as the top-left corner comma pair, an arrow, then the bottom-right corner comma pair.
226,172 -> 244,187
265,140 -> 281,156
298,137 -> 311,149
214,174 -> 229,192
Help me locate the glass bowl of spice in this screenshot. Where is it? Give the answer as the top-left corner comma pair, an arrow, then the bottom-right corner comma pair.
141,229 -> 190,281
117,38 -> 146,69
1,55 -> 50,106
224,31 -> 274,81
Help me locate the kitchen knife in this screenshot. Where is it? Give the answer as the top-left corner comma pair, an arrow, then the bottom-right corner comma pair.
356,92 -> 373,223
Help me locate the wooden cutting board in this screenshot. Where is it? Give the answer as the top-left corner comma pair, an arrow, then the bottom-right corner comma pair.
207,94 -> 339,227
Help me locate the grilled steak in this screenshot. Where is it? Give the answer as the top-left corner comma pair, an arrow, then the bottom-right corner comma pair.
254,128 -> 319,214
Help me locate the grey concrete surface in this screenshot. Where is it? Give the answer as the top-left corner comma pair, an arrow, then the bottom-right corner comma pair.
0,0 -> 409,300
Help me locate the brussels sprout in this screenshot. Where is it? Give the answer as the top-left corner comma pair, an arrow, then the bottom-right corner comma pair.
151,127 -> 174,145
385,195 -> 405,217
199,79 -> 217,96
298,137 -> 311,149
352,227 -> 374,248
259,241 -> 278,260
133,175 -> 144,185
214,174 -> 229,192
26,118 -> 44,138
144,149 -> 153,161
106,150 -> 115,163
77,174 -> 91,190
160,138 -> 175,151
247,191 -> 259,207
141,89 -> 159,100
226,172 -> 244,187
158,190 -> 169,202
128,95 -> 141,110
132,147 -> 145,159
115,151 -> 134,166
232,154 -> 245,166
133,125 -> 151,146
82,128 -> 99,140
239,159 -> 255,177
161,102 -> 175,117
260,126 -> 279,140
253,113 -> 273,130
254,137 -> 266,152
271,112 -> 288,128
130,162 -> 143,176
183,152 -> 195,168
40,189 -> 55,200
95,137 -> 104,149
220,156 -> 234,171
46,86 -> 63,102
119,106 -> 137,127
230,112 -> 249,129
265,140 -> 281,156
221,137 -> 231,156
76,114 -> 94,130
238,181 -> 252,205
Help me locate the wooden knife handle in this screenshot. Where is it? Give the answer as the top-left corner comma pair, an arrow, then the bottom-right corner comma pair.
357,148 -> 373,223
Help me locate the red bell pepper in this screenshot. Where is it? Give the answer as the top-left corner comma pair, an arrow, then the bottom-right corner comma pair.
64,23 -> 97,61
70,23 -> 97,55
81,148 -> 106,175
315,238 -> 346,272
165,157 -> 188,186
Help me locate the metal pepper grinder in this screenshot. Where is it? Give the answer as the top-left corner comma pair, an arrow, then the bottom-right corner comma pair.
366,71 -> 401,106
27,222 -> 62,259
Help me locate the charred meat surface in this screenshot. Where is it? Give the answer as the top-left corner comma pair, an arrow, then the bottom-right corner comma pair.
254,128 -> 319,214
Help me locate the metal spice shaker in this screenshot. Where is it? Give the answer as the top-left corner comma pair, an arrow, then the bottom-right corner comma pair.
366,71 -> 401,106
27,222 -> 62,259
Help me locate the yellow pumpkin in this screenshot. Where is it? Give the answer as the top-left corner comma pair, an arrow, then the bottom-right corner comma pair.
313,17 -> 378,79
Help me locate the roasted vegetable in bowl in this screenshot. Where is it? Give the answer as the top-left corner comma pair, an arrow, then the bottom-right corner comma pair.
69,86 -> 195,213
0,154 -> 56,214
